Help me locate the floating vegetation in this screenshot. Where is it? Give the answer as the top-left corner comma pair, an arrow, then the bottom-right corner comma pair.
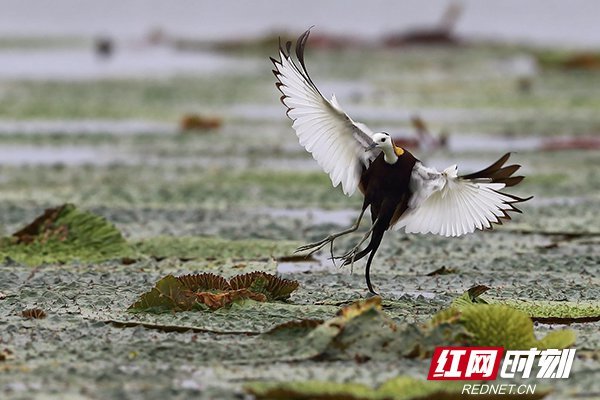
273,294 -> 576,362
229,271 -> 298,301
0,204 -> 134,266
429,287 -> 577,349
246,375 -> 489,400
286,297 -> 467,361
129,272 -> 299,312
21,308 -> 47,319
452,285 -> 600,324
134,236 -> 299,261
430,305 -> 576,350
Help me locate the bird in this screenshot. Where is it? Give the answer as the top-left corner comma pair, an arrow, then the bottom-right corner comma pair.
271,29 -> 532,294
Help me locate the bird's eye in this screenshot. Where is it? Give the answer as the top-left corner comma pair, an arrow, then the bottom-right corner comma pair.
380,138 -> 385,142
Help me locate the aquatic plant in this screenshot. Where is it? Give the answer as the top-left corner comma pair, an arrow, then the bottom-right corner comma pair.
129,271 -> 299,312
0,204 -> 133,266
245,375 -> 550,400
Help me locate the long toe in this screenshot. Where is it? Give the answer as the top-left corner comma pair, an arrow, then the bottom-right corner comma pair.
295,243 -> 320,253
341,256 -> 354,267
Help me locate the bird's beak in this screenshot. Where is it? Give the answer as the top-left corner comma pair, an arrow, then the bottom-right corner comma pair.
365,142 -> 377,152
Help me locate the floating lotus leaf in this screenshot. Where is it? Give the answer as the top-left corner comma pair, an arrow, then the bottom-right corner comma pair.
129,271 -> 299,312
0,203 -> 134,266
177,272 -> 231,292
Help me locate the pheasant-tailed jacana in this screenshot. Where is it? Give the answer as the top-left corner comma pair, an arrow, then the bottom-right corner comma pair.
271,29 -> 532,294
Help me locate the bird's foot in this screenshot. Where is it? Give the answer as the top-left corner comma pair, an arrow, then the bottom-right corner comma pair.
335,245 -> 359,264
295,235 -> 337,257
336,245 -> 360,268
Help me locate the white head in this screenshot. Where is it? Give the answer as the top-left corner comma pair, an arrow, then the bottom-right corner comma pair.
367,132 -> 402,164
370,132 -> 393,149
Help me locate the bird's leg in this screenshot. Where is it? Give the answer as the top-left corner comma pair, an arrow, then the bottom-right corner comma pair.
295,208 -> 366,256
338,211 -> 388,295
364,248 -> 379,295
337,218 -> 379,265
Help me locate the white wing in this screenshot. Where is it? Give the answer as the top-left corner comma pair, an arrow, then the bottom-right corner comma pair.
394,161 -> 529,237
271,29 -> 378,196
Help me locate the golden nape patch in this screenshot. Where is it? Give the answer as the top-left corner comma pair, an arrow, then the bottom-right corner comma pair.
394,145 -> 405,156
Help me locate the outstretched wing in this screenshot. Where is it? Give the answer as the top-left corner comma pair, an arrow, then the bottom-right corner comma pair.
271,28 -> 379,196
393,153 -> 532,237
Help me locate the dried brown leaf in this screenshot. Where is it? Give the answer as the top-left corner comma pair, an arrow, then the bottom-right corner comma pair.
13,205 -> 65,244
195,289 -> 267,310
22,308 -> 47,319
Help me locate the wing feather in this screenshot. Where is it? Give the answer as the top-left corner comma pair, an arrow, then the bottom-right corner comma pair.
394,157 -> 532,237
271,28 -> 379,196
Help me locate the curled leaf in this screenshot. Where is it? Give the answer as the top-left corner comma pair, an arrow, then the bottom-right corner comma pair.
451,285 -> 490,309
177,273 -> 230,292
21,308 -> 47,319
229,271 -> 299,300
